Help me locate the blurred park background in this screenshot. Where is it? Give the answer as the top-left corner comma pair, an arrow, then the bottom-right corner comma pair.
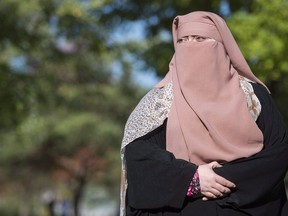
0,0 -> 288,215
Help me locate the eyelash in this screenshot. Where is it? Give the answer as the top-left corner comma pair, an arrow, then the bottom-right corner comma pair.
177,35 -> 210,43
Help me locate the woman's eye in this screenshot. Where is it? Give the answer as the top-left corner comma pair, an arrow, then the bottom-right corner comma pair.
178,35 -> 211,43
195,36 -> 207,42
178,36 -> 189,43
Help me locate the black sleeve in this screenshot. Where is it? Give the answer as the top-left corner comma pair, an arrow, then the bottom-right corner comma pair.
215,83 -> 288,208
125,121 -> 197,210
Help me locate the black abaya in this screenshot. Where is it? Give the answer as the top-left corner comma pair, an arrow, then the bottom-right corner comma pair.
125,83 -> 288,216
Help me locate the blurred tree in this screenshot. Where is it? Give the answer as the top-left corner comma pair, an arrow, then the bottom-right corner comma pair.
227,0 -> 288,121
0,0 -> 142,215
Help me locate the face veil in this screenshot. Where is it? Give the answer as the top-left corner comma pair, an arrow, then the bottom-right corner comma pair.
164,11 -> 265,164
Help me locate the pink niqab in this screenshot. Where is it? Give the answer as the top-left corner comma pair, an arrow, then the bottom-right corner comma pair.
156,11 -> 265,165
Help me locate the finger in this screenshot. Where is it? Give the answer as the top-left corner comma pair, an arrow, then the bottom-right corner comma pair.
202,191 -> 224,199
213,183 -> 232,194
202,188 -> 223,198
202,191 -> 217,199
215,175 -> 236,188
210,161 -> 222,168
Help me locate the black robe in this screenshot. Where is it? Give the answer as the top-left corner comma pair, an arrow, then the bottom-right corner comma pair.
124,83 -> 288,216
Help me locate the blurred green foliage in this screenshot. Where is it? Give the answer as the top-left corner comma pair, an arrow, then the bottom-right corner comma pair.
227,0 -> 288,119
0,0 -> 287,216
0,0 -> 142,215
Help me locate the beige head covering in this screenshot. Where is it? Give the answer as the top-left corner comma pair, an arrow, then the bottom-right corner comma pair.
156,11 -> 265,165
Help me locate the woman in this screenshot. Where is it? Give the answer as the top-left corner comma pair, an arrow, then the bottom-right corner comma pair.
120,11 -> 288,216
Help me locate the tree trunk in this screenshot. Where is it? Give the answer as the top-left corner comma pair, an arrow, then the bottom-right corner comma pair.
72,174 -> 86,216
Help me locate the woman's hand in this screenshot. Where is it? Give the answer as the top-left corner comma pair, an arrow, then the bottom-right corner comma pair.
198,161 -> 236,200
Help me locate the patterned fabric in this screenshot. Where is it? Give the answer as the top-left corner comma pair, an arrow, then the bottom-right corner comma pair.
239,76 -> 261,121
187,169 -> 201,197
120,82 -> 173,216
121,82 -> 173,153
